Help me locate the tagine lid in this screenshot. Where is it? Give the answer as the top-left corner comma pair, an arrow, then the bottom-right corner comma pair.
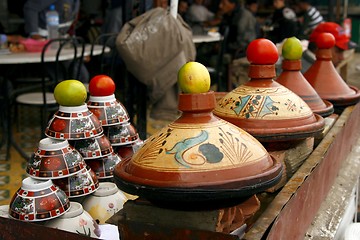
303,32 -> 360,107
213,38 -> 325,142
114,88 -> 283,203
276,37 -> 334,117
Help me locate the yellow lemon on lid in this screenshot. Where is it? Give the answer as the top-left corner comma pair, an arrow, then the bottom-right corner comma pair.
54,80 -> 87,106
178,61 -> 211,94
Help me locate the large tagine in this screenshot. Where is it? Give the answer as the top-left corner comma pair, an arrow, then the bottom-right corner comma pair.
114,62 -> 283,204
213,38 -> 325,142
303,32 -> 360,107
276,37 -> 334,117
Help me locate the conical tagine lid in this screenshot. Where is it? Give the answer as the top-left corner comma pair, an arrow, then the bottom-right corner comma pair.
213,38 -> 325,142
276,37 -> 334,117
303,32 -> 360,107
114,62 -> 283,204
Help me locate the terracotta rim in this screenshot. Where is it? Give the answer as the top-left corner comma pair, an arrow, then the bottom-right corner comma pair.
113,157 -> 283,202
325,85 -> 360,107
312,99 -> 334,118
114,155 -> 282,189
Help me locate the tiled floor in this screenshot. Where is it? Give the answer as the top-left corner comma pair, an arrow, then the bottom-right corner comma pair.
1,52 -> 360,206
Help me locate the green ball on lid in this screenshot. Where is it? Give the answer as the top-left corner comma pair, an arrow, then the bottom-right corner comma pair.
53,80 -> 87,106
282,36 -> 303,60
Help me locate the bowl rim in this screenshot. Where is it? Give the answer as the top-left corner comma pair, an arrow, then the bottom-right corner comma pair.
21,177 -> 53,191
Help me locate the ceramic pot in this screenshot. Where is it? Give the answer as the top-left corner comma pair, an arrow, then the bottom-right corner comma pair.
303,33 -> 360,107
87,94 -> 129,126
45,104 -> 103,140
9,177 -> 70,221
114,144 -> 134,160
0,205 -> 9,218
27,138 -> 86,179
69,134 -> 113,159
53,165 -> 99,198
45,202 -> 102,238
113,139 -> 144,161
85,152 -> 122,179
114,91 -> 283,204
276,59 -> 334,117
103,122 -> 139,146
82,182 -> 127,224
213,41 -> 325,142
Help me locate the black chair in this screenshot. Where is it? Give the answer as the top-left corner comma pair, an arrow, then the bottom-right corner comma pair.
87,32 -> 124,81
88,33 -> 147,139
207,26 -> 230,92
6,36 -> 85,160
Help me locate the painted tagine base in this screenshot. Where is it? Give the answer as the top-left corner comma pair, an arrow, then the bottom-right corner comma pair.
114,91 -> 283,204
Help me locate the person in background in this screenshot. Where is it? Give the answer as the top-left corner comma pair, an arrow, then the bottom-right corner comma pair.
234,0 -> 260,58
23,0 -> 80,39
202,0 -> 259,59
101,0 -> 124,34
267,0 -> 299,44
187,0 -> 215,27
295,0 -> 324,40
178,0 -> 190,23
301,21 -> 357,73
23,0 -> 89,83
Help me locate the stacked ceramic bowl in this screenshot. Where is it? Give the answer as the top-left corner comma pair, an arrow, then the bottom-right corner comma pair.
87,94 -> 142,165
8,177 -> 70,222
68,129 -> 121,180
45,201 -> 102,238
43,104 -> 101,198
27,137 -> 99,200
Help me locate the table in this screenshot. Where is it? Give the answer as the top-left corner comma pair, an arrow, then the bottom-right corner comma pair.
192,32 -> 222,44
0,44 -> 106,64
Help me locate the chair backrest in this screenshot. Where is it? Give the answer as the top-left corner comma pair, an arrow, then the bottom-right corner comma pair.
89,33 -> 120,78
40,36 -> 86,106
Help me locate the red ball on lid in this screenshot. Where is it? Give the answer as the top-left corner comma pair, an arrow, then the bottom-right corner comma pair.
315,32 -> 336,49
246,38 -> 279,65
89,75 -> 116,96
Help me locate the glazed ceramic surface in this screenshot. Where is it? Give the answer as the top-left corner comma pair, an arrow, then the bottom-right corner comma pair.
213,59 -> 324,142
85,152 -> 122,179
82,182 -> 127,224
45,201 -> 101,238
114,144 -> 135,160
69,134 -> 113,159
87,94 -> 130,126
27,138 -> 86,179
103,122 -> 139,146
45,104 -> 103,140
9,177 -> 70,221
114,91 -> 283,203
303,36 -> 360,107
53,166 -> 99,198
276,59 -> 334,117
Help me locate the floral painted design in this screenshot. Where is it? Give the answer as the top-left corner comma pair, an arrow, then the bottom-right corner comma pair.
76,218 -> 101,237
107,202 -> 118,215
76,218 -> 91,236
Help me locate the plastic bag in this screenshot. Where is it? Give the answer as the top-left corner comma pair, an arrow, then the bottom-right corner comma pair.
116,7 -> 196,102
